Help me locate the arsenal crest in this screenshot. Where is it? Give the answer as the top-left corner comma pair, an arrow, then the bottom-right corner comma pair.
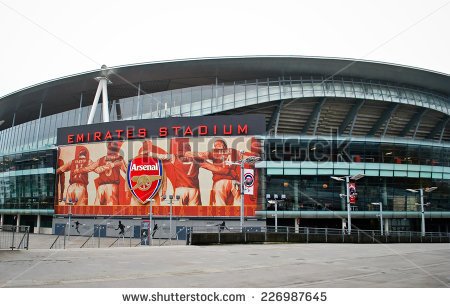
127,156 -> 163,204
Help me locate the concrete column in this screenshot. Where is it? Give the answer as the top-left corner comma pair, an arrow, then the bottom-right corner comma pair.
384,218 -> 390,234
36,215 -> 41,234
16,214 -> 21,232
0,213 -> 4,226
293,179 -> 299,210
294,218 -> 299,233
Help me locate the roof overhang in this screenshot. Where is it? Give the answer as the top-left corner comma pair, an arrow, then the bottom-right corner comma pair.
1,56 -> 449,127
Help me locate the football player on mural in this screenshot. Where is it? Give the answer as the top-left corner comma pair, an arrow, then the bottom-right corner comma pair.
57,158 -> 65,202
170,138 -> 203,206
184,138 -> 242,206
56,146 -> 92,205
78,142 -> 127,205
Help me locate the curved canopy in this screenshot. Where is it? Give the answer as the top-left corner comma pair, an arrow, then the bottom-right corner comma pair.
0,56 -> 449,128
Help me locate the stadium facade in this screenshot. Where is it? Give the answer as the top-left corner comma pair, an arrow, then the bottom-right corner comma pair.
0,56 -> 449,236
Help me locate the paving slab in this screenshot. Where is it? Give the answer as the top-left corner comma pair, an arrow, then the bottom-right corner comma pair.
0,243 -> 449,288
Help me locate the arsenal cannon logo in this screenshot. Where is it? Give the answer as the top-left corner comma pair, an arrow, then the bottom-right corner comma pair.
127,156 -> 163,204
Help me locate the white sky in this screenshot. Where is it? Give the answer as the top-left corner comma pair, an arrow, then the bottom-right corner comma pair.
0,0 -> 449,97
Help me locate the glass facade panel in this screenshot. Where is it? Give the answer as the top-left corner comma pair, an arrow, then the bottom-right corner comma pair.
0,149 -> 56,210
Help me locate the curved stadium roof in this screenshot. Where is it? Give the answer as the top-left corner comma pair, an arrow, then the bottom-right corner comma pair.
0,56 -> 449,141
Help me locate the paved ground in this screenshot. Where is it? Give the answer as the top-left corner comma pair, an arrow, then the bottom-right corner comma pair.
1,243 -> 449,288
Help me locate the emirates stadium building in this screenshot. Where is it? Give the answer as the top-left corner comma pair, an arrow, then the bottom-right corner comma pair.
0,56 -> 449,236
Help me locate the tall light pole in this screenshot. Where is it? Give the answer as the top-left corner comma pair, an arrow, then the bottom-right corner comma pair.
148,198 -> 155,246
371,202 -> 383,235
266,194 -> 287,232
67,201 -> 72,242
240,158 -> 245,231
66,198 -> 76,242
406,187 -> 437,236
162,194 -> 180,243
228,154 -> 261,231
331,174 -> 365,235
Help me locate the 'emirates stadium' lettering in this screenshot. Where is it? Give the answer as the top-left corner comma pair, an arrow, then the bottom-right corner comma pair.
66,124 -> 249,144
130,164 -> 158,171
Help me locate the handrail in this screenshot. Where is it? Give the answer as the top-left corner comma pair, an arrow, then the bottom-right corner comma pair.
80,233 -> 94,248
187,225 -> 450,238
109,237 -> 120,247
16,230 -> 28,249
49,235 -> 60,249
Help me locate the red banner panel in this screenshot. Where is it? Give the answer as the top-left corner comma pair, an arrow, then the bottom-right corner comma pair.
55,136 -> 261,217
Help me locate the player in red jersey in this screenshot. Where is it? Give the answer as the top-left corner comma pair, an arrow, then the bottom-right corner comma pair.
56,146 -> 92,205
185,138 -> 241,206
57,158 -> 66,203
79,142 -> 127,205
170,139 -> 202,206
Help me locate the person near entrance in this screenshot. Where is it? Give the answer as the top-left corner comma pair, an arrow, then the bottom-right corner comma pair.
152,223 -> 158,238
116,221 -> 125,236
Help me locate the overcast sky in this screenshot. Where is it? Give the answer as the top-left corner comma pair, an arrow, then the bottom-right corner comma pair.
0,0 -> 449,97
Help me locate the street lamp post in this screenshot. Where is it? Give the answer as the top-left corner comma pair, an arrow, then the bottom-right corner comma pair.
162,195 -> 180,243
266,194 -> 287,232
148,198 -> 155,246
66,198 -> 76,242
331,174 -> 365,235
406,187 -> 437,236
227,154 -> 261,231
68,202 -> 72,242
371,202 -> 383,235
240,159 -> 245,231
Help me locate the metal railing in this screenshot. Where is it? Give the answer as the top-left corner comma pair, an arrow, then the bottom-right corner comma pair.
50,224 -> 139,249
186,225 -> 450,245
0,225 -> 30,250
49,224 -> 189,249
157,226 -> 189,246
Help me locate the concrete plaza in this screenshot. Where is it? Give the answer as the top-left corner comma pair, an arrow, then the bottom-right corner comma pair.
0,243 -> 449,288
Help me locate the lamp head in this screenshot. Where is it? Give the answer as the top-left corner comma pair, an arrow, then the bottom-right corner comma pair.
425,187 -> 437,193
331,176 -> 345,182
350,174 -> 365,181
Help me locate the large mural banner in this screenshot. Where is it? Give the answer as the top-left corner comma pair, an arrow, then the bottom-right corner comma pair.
55,136 -> 261,217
